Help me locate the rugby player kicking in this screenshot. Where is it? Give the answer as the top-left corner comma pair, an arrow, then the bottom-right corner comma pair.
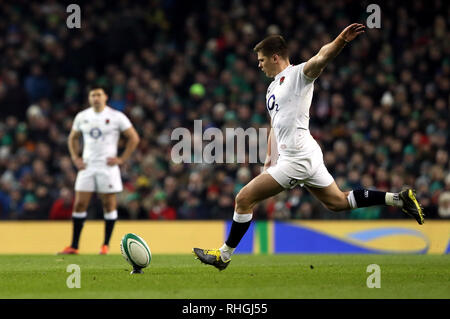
193,23 -> 424,270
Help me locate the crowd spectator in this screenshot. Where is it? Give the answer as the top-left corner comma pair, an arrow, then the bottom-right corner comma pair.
0,0 -> 448,221
438,173 -> 450,218
149,191 -> 177,220
49,187 -> 74,219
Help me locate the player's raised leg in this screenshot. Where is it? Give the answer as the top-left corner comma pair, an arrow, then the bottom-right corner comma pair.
99,193 -> 118,255
306,182 -> 425,224
58,191 -> 92,254
193,172 -> 284,270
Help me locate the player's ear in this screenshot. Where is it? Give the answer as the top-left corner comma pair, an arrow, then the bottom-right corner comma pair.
271,54 -> 278,64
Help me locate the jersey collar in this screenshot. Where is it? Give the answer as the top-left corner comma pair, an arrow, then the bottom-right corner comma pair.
91,105 -> 109,114
274,64 -> 293,81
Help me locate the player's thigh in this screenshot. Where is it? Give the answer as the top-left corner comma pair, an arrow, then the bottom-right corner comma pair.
237,172 -> 284,206
306,181 -> 349,211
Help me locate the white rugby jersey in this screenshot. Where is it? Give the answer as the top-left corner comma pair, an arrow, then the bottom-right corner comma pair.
72,106 -> 132,165
266,63 -> 320,157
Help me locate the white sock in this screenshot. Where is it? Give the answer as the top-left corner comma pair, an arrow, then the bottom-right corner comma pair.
347,191 -> 357,209
219,243 -> 235,262
72,211 -> 87,219
104,210 -> 118,220
233,211 -> 253,223
385,193 -> 403,207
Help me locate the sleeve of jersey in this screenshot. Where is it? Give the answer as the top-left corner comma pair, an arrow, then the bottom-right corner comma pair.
118,113 -> 133,132
72,114 -> 81,132
293,62 -> 317,94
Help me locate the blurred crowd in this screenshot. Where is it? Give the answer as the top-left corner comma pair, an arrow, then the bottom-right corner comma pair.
0,0 -> 449,221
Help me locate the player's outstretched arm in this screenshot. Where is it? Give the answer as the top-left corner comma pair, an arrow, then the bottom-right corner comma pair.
304,23 -> 365,79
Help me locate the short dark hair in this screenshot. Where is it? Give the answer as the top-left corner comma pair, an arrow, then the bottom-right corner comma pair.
88,85 -> 108,94
253,35 -> 288,58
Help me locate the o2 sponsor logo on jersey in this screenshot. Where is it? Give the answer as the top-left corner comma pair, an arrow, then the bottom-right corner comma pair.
266,94 -> 280,112
89,127 -> 102,139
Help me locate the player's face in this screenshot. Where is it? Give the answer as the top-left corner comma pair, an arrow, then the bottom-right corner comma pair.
88,89 -> 108,108
257,52 -> 276,78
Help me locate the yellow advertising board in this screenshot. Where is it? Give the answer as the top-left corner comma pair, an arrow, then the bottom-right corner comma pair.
0,221 -> 224,254
0,220 -> 448,254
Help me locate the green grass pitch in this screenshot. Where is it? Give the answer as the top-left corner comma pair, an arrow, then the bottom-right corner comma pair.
0,254 -> 449,299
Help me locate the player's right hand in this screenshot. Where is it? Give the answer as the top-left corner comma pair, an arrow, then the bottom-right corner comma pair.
339,23 -> 365,43
72,157 -> 86,170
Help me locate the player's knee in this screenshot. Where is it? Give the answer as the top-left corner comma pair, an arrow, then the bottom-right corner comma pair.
235,189 -> 253,211
102,202 -> 115,212
73,201 -> 88,212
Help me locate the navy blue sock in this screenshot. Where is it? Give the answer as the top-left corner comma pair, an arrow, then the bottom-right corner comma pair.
104,220 -> 116,246
71,217 -> 86,249
225,220 -> 251,248
352,189 -> 386,208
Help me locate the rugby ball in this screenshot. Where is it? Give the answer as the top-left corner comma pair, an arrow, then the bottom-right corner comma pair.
120,233 -> 152,269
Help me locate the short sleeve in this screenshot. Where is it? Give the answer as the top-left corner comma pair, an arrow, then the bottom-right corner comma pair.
72,113 -> 82,132
293,62 -> 316,95
118,112 -> 133,132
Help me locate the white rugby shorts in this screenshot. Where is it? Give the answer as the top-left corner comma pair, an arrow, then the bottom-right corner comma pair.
74,164 -> 123,193
267,147 -> 334,189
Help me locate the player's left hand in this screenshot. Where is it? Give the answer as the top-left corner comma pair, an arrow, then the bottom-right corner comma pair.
339,23 -> 366,42
107,157 -> 124,166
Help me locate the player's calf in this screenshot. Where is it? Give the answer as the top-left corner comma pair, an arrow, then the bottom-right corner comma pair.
322,193 -> 349,212
307,183 -> 350,212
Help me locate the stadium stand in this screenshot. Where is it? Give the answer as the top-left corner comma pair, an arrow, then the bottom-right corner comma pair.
0,0 -> 448,220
